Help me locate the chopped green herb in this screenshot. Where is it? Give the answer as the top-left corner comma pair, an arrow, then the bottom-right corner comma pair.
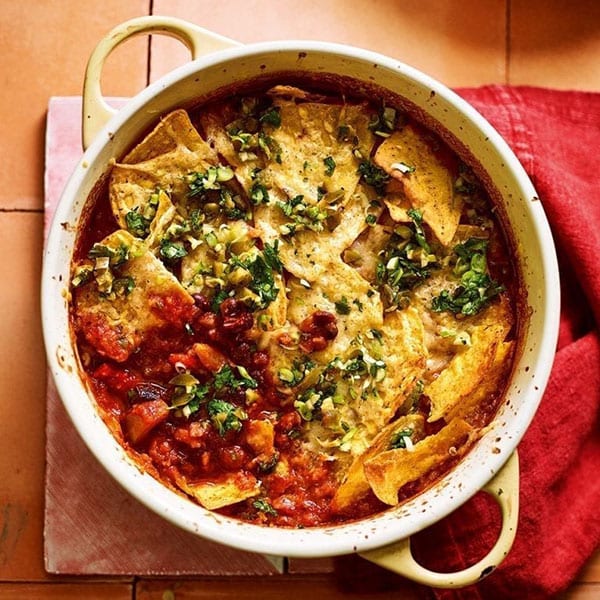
259,106 -> 281,128
253,498 -> 278,516
431,237 -> 505,316
375,210 -> 438,307
334,296 -> 351,315
229,249 -> 280,310
170,379 -> 210,416
358,160 -> 390,195
250,181 -> 270,205
365,213 -> 377,226
369,328 -> 383,342
276,195 -> 331,235
211,288 -> 231,312
159,239 -> 188,262
277,358 -> 314,388
125,209 -> 151,238
214,364 -> 258,391
207,399 -> 247,436
368,106 -> 397,136
263,241 -> 283,273
112,276 -> 135,296
258,132 -> 282,163
324,156 -> 336,176
188,165 -> 234,197
337,124 -> 358,144
406,208 -> 431,253
389,428 -> 414,450
392,161 -> 416,174
88,242 -> 130,266
71,264 -> 93,288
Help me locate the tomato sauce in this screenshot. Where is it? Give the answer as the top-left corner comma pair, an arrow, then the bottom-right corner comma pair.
79,277 -> 374,527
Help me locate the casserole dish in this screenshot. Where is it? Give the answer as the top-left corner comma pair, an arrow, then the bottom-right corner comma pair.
42,16 -> 560,588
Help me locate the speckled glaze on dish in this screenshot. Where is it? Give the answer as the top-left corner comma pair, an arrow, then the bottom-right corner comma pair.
41,17 -> 560,588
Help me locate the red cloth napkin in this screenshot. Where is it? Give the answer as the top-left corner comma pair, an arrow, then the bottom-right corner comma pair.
411,86 -> 600,599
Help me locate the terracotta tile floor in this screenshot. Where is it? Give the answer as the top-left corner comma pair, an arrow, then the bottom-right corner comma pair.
1,0 -> 598,597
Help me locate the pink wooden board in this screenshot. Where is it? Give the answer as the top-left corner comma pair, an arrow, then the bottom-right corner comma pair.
43,97 -> 292,576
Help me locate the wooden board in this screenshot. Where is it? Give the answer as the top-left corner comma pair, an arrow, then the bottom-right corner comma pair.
43,97 -> 280,576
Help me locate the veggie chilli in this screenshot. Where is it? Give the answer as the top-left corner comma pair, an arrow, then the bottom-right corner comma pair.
70,83 -> 518,528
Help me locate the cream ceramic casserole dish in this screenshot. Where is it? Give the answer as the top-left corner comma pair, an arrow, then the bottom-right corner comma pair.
41,16 -> 560,588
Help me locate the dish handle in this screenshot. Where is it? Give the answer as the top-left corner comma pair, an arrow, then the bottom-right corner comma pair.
82,16 -> 241,150
360,450 -> 519,589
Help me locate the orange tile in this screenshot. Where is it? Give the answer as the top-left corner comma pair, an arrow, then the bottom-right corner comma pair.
0,213 -> 47,580
559,584 -> 600,600
509,0 -> 600,90
0,583 -> 132,599
575,549 -> 600,583
136,576 -> 424,599
149,0 -> 506,87
0,1 -> 149,211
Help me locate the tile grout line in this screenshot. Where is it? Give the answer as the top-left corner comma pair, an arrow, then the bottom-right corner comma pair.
147,0 -> 154,87
505,0 -> 512,85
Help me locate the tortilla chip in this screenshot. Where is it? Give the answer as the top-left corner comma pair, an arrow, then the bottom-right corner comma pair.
109,109 -> 219,229
144,189 -> 178,250
377,307 -> 428,414
383,179 -> 413,222
175,472 -> 260,510
343,222 -> 391,283
364,417 -> 474,505
73,230 -> 194,362
332,413 -> 426,512
266,100 -> 374,206
446,340 -> 515,422
374,124 -> 462,245
198,107 -> 264,192
424,297 -> 513,422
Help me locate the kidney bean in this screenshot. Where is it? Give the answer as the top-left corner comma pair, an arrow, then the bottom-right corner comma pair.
219,298 -> 254,333
298,310 -> 338,353
192,294 -> 211,312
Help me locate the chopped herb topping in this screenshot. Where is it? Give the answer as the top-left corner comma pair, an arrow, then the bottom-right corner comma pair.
112,276 -> 135,296
88,242 -> 130,267
71,264 -> 93,288
169,373 -> 210,416
211,288 -> 231,312
389,427 -> 414,450
323,156 -> 336,176
358,160 -> 390,195
276,194 -> 334,235
187,167 -> 249,220
207,399 -> 247,436
277,359 -> 313,387
337,124 -> 358,144
259,106 -> 281,128
391,161 -> 416,175
214,364 -> 258,391
188,166 -> 234,196
253,498 -> 278,516
258,132 -> 282,163
250,181 -> 270,205
159,239 -> 188,262
368,106 -> 397,137
125,209 -> 151,238
431,237 -> 504,316
334,296 -> 351,315
376,209 -> 438,308
262,240 -> 283,273
228,246 -> 281,310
